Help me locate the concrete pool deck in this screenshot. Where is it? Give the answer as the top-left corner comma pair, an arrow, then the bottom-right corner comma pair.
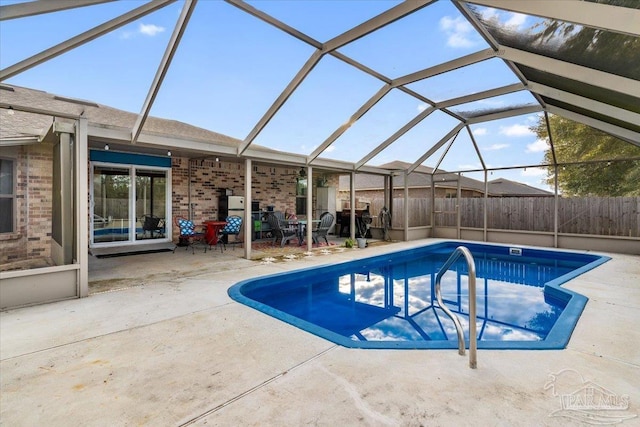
1,239 -> 639,426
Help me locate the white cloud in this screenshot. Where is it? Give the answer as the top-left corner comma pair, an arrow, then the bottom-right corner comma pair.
417,103 -> 428,112
324,145 -> 335,153
526,113 -> 542,123
473,127 -> 488,136
499,124 -> 533,137
479,8 -> 527,30
479,7 -> 499,22
139,23 -> 165,37
521,167 -> 546,177
439,16 -> 478,48
505,13 -> 527,29
485,143 -> 509,151
526,138 -> 548,153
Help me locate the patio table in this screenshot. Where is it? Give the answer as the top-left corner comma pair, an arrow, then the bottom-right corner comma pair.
203,220 -> 227,246
287,219 -> 321,245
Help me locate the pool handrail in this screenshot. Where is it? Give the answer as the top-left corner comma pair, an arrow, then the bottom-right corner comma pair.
435,245 -> 477,369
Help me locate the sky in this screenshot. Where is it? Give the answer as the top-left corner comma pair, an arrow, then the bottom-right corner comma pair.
0,0 -> 553,190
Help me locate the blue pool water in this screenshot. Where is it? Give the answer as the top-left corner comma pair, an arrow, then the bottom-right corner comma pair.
228,242 -> 609,350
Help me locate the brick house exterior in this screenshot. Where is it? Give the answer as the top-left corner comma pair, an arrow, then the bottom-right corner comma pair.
1,147 -> 343,269
1,141 -> 54,269
0,84 -> 552,270
0,84 -> 350,271
171,157 -> 341,242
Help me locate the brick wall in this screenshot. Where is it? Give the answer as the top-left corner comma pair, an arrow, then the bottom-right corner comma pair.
3,149 -> 345,267
171,157 -> 302,240
0,142 -> 53,269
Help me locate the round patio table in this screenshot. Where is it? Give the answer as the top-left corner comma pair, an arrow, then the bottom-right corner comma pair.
203,220 -> 227,246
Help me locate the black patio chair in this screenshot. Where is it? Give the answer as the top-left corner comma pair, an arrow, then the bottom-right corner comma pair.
142,214 -> 164,239
265,213 -> 298,247
312,212 -> 335,245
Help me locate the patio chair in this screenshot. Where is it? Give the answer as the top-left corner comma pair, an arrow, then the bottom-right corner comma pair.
312,212 -> 335,245
174,216 -> 207,254
273,211 -> 285,224
141,214 -> 164,239
218,215 -> 243,251
265,212 -> 298,247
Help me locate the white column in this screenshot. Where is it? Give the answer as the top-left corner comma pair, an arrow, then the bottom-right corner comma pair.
554,164 -> 559,248
244,158 -> 252,260
457,172 -> 462,239
76,118 -> 89,297
404,171 -> 409,241
483,170 -> 488,242
306,166 -> 313,251
350,172 -> 356,240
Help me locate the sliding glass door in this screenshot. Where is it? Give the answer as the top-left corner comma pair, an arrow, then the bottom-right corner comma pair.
93,166 -> 131,243
135,170 -> 167,241
91,162 -> 170,247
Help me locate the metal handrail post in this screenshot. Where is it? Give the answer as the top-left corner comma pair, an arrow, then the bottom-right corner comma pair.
435,245 -> 477,369
468,253 -> 477,369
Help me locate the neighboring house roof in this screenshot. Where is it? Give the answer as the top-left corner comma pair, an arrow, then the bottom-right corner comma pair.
339,161 -> 484,193
338,161 -> 552,197
0,84 -> 240,146
488,178 -> 553,197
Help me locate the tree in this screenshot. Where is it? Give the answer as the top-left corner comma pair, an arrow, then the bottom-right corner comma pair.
532,115 -> 640,196
516,0 -> 640,196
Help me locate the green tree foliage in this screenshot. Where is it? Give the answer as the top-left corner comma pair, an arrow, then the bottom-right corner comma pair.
532,115 -> 640,196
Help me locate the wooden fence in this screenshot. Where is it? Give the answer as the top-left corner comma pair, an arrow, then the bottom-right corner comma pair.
556,197 -> 639,237
433,196 -> 639,237
367,196 -> 639,237
367,199 -> 431,228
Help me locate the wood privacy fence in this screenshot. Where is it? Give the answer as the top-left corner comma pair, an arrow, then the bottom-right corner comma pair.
368,199 -> 431,228
369,197 -> 639,237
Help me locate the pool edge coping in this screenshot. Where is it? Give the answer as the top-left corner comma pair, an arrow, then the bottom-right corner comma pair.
228,240 -> 611,350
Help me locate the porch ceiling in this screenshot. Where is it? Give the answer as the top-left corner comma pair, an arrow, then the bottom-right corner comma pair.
1,0 -> 638,177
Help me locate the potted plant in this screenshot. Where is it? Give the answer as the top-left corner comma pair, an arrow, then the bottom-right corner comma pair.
356,237 -> 367,249
344,238 -> 356,248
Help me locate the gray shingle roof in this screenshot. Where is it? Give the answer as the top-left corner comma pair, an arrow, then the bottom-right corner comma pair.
487,178 -> 553,196
1,84 -> 240,146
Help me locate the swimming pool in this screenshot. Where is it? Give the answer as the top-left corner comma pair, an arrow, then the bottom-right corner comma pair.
228,242 -> 609,350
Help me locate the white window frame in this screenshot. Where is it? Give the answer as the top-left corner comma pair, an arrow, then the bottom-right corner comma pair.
0,157 -> 16,234
90,161 -> 172,247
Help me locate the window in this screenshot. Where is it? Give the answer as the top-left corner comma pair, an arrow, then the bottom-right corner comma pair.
295,177 -> 307,216
0,158 -> 15,233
